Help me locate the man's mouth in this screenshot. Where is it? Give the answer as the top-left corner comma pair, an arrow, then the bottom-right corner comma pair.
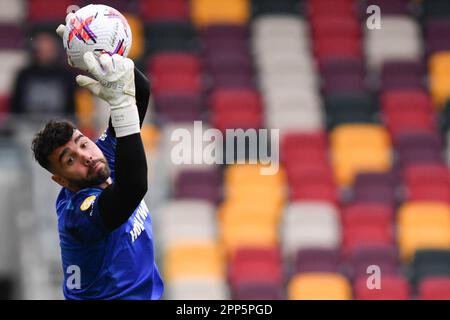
89,161 -> 103,175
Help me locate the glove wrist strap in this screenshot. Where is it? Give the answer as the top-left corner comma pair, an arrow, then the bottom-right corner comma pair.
110,104 -> 140,138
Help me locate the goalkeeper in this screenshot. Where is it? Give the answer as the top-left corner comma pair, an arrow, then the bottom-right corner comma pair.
31,31 -> 164,299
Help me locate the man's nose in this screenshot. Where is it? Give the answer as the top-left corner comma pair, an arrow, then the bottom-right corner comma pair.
83,155 -> 93,166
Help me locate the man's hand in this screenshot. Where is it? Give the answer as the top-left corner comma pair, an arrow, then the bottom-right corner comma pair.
76,52 -> 136,109
78,52 -> 140,138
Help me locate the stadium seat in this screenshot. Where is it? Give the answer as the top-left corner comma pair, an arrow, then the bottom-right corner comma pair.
397,202 -> 450,261
0,25 -> 24,49
348,245 -> 400,278
209,88 -> 263,131
144,21 -> 198,54
174,169 -> 222,203
288,273 -> 352,300
228,248 -> 283,287
352,172 -> 398,205
381,89 -> 433,114
364,0 -> 411,15
220,221 -> 278,256
403,164 -> 450,202
381,60 -> 424,90
325,93 -> 375,129
191,0 -> 250,28
293,248 -> 341,274
311,16 -> 361,40
0,0 -> 24,23
330,124 -> 392,186
140,0 -> 189,22
148,53 -> 201,76
163,241 -> 225,282
232,280 -> 284,300
0,50 -> 29,95
419,277 -> 450,300
157,200 -> 217,249
251,0 -> 299,17
27,0 -> 78,23
166,278 -> 230,300
422,0 -> 450,18
218,200 -> 282,226
251,15 -> 307,40
282,201 -> 341,259
354,275 -> 410,300
153,92 -> 203,123
410,249 -> 450,285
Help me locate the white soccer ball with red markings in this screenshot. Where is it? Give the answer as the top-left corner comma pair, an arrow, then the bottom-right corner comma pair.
62,4 -> 132,70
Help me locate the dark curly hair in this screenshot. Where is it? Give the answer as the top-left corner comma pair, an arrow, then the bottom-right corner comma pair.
32,120 -> 77,171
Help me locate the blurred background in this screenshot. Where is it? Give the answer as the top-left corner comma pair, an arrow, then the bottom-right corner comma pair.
0,0 -> 450,300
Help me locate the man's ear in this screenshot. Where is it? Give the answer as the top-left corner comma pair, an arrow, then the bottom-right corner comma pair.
52,175 -> 69,189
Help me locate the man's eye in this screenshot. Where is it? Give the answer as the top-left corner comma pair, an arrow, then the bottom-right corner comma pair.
67,157 -> 74,165
81,142 -> 87,148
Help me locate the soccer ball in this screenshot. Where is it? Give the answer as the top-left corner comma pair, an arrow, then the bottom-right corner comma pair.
62,4 -> 132,70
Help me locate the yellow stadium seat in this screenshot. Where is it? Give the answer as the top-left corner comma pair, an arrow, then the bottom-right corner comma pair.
140,123 -> 160,152
163,241 -> 225,282
191,0 -> 250,28
218,200 -> 282,225
332,148 -> 391,186
75,88 -> 94,127
429,51 -> 450,78
430,75 -> 450,109
330,124 -> 391,150
124,14 -> 144,60
397,202 -> 450,261
221,223 -> 278,256
224,183 -> 287,207
224,164 -> 286,188
288,273 -> 352,300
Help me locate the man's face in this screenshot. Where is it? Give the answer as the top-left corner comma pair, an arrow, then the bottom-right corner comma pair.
49,130 -> 110,191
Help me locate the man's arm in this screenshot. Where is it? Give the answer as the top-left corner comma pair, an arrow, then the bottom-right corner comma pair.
77,53 -> 148,232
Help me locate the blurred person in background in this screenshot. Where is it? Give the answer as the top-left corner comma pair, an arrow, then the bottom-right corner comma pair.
11,30 -> 76,117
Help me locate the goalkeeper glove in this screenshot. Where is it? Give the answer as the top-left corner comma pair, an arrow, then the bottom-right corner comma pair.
77,52 -> 140,138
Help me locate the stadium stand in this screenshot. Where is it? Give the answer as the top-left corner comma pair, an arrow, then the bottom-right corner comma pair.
2,0 -> 450,300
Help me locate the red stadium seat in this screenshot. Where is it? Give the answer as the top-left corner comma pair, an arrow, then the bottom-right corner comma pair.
150,72 -> 202,95
290,184 -> 338,204
281,132 -> 328,152
343,226 -> 394,255
285,163 -> 334,186
232,247 -> 281,262
211,111 -> 263,132
228,247 -> 282,287
209,88 -> 263,131
403,164 -> 450,202
209,88 -> 262,113
148,53 -> 201,75
307,0 -> 356,18
311,17 -> 361,39
282,148 -> 328,167
385,110 -> 437,137
419,277 -> 450,300
354,275 -> 411,300
342,203 -> 394,229
27,0 -> 80,22
140,0 -> 189,22
314,38 -> 362,62
381,90 -> 434,114
404,164 -> 450,186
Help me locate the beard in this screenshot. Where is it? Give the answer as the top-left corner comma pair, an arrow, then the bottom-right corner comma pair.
68,159 -> 111,190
